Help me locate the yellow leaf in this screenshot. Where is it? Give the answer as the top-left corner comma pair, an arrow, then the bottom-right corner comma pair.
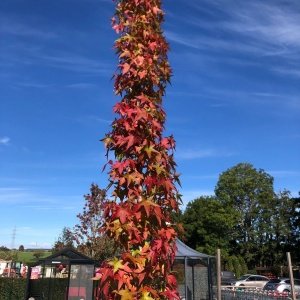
108,257 -> 124,273
116,289 -> 134,300
141,291 -> 155,300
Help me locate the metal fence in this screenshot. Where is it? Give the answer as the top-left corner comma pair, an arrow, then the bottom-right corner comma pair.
221,288 -> 300,300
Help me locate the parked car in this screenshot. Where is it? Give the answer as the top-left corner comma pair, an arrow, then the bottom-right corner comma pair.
234,274 -> 269,288
263,278 -> 300,293
221,271 -> 236,286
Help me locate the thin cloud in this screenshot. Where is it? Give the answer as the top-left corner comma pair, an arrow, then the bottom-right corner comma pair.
0,187 -> 81,208
167,1 -> 300,65
268,170 -> 300,178
0,16 -> 58,39
0,136 -> 10,146
181,189 -> 215,207
177,148 -> 235,160
65,83 -> 98,89
273,66 -> 300,78
37,52 -> 112,75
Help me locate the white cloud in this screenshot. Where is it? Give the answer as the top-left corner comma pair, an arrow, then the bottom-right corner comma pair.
0,136 -> 10,146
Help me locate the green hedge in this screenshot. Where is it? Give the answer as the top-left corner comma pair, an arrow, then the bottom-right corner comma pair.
0,277 -> 26,300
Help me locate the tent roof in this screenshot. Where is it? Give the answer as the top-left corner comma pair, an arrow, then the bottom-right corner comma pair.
175,239 -> 212,258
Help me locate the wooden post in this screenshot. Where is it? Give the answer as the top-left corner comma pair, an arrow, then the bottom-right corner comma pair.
217,249 -> 221,300
287,252 -> 296,300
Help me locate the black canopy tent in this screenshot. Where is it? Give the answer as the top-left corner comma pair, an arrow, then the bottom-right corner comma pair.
174,239 -> 216,300
26,248 -> 96,300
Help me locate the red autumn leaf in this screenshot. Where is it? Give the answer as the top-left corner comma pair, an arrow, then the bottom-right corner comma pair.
122,63 -> 130,74
162,289 -> 180,299
152,6 -> 162,15
167,274 -> 177,287
148,41 -> 157,51
117,134 -> 135,150
135,55 -> 144,66
138,70 -> 147,79
114,206 -> 131,224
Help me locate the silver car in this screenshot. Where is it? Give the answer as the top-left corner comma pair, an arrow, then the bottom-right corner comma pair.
263,278 -> 300,293
234,274 -> 269,288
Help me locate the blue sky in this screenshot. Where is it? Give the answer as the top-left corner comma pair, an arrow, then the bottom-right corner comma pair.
1,0 -> 299,249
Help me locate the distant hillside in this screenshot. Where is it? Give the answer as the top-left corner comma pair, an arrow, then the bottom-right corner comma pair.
0,250 -> 52,264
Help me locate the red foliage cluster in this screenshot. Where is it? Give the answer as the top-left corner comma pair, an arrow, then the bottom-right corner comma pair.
96,0 -> 181,299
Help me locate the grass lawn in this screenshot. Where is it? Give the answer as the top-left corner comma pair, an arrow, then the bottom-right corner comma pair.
17,251 -> 52,264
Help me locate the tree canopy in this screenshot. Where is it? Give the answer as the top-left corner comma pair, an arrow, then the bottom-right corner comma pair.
72,184 -> 117,261
180,162 -> 299,274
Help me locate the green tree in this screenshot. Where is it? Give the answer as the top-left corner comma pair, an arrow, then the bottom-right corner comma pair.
0,250 -> 17,261
215,163 -> 275,269
0,246 -> 9,252
225,255 -> 247,278
269,190 -> 293,265
290,193 -> 300,262
18,245 -> 25,251
181,196 -> 236,256
33,250 -> 44,260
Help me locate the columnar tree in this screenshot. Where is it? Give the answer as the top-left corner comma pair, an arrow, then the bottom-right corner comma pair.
97,0 -> 181,299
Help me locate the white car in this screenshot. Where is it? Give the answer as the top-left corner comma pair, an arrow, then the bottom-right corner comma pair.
263,278 -> 300,293
234,274 -> 269,288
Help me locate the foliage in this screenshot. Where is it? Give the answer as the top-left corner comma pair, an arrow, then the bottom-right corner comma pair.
290,194 -> 300,262
72,183 -> 117,260
180,162 -> 300,271
0,246 -> 10,252
29,278 -> 68,299
0,277 -> 26,300
181,196 -> 235,256
215,163 -> 275,268
33,250 -> 44,260
18,245 -> 24,252
225,256 -> 247,279
0,250 -> 17,261
96,0 -> 181,298
52,227 -> 74,253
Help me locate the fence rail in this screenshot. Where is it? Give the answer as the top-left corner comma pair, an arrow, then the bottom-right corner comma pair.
221,287 -> 300,300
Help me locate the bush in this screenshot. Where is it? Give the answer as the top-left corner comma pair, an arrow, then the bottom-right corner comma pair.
0,277 -> 26,300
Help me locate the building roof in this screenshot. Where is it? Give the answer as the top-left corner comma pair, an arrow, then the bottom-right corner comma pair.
36,248 -> 94,265
175,239 -> 212,258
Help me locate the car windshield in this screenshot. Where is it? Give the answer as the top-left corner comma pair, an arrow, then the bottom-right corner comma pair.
238,275 -> 250,280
